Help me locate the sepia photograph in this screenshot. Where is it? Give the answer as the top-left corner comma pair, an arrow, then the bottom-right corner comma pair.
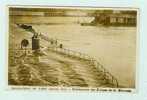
8,6 -> 137,89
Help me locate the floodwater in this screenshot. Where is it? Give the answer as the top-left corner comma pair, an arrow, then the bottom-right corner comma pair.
10,16 -> 137,88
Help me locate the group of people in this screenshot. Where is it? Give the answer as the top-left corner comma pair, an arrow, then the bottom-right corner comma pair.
50,38 -> 63,48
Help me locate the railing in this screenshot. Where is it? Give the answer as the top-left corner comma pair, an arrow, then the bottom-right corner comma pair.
9,48 -> 34,65
17,24 -> 57,43
17,24 -> 119,87
9,48 -> 33,56
48,46 -> 119,87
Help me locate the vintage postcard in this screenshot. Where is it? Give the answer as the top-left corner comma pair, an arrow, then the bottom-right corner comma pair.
8,6 -> 138,92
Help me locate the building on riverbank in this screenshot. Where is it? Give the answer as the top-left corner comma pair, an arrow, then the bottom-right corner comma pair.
101,14 -> 136,26
91,11 -> 137,26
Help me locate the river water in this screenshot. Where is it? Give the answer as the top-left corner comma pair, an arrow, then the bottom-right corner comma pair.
11,16 -> 137,88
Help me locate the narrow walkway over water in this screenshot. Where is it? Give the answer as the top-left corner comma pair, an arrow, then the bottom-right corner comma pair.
9,24 -> 119,88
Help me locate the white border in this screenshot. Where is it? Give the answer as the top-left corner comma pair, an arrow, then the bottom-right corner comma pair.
6,5 -> 139,94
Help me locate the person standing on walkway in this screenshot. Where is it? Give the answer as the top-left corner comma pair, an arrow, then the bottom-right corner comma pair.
59,44 -> 63,48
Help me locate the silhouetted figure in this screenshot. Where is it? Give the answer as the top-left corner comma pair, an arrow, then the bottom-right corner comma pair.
51,40 -> 53,45
59,44 -> 63,48
55,39 -> 58,45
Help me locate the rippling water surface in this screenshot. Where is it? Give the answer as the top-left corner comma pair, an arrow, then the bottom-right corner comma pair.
10,16 -> 137,88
